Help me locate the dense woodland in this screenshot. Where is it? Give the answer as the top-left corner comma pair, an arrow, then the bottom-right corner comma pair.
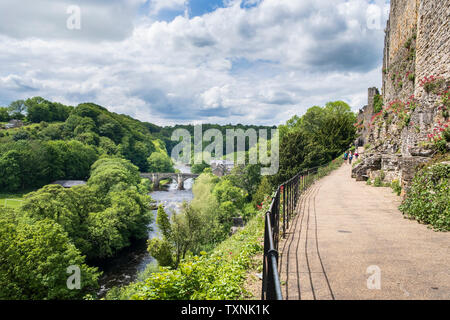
0,97 -> 357,300
0,97 -> 272,192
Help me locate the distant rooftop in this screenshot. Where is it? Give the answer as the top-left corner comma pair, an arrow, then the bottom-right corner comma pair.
51,180 -> 87,188
210,160 -> 234,166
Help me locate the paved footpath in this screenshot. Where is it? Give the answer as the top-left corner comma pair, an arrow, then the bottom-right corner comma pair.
278,164 -> 450,300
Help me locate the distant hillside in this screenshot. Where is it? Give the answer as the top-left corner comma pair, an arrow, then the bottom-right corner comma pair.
0,97 -> 276,192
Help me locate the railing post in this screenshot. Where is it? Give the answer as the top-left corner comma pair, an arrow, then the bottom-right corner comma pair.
282,184 -> 286,238
262,160 -> 338,300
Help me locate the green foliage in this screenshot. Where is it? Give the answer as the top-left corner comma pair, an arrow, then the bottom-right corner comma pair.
226,164 -> 262,201
156,205 -> 172,239
149,201 -> 212,269
404,37 -> 412,49
20,158 -> 153,260
373,94 -> 383,114
159,123 -> 276,157
252,176 -> 273,209
391,180 -> 402,196
147,152 -> 175,173
45,140 -> 98,181
271,101 -> 356,186
0,139 -> 97,192
25,97 -> 72,123
0,208 -> 100,299
373,176 -> 383,187
191,161 -> 211,174
8,100 -> 27,116
107,210 -> 264,300
0,151 -> 21,191
88,158 -> 141,196
364,143 -> 372,150
0,107 -> 10,122
147,238 -> 174,267
432,138 -> 448,154
399,163 -> 449,231
213,179 -> 246,234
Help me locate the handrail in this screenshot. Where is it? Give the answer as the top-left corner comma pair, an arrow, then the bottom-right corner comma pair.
261,162 -> 332,300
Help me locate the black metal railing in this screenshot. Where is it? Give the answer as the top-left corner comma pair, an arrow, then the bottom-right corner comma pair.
261,164 -> 329,300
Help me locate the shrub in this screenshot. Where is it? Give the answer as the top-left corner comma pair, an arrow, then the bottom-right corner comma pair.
391,180 -> 402,196
373,176 -> 383,187
399,163 -> 449,231
419,76 -> 444,94
404,37 -> 412,49
373,94 -> 383,114
106,210 -> 265,300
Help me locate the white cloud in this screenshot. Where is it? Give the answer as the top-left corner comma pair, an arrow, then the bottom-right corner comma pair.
0,0 -> 389,125
149,0 -> 187,15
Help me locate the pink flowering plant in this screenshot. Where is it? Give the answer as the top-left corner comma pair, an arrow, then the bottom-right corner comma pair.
427,119 -> 450,154
419,75 -> 444,94
438,88 -> 449,119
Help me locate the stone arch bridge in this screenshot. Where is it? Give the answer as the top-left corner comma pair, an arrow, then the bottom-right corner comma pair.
140,172 -> 199,190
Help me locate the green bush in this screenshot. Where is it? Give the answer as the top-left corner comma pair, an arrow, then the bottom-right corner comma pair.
106,210 -> 264,300
399,163 -> 449,231
373,177 -> 383,187
373,94 -> 383,114
391,180 -> 402,196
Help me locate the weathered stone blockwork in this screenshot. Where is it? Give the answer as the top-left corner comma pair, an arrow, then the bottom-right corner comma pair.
353,0 -> 449,192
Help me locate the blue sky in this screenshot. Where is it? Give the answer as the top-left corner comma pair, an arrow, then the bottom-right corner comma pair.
0,0 -> 390,126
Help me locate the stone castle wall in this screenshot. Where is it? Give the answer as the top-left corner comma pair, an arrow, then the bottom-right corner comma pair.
415,0 -> 450,98
353,0 -> 450,192
355,87 -> 378,146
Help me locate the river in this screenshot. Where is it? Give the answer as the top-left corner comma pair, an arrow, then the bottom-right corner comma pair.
96,164 -> 194,298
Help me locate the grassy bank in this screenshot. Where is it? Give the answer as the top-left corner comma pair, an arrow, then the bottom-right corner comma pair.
399,157 -> 449,231
106,209 -> 265,300
0,190 -> 31,209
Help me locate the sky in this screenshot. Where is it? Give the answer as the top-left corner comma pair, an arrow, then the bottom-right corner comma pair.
0,0 -> 390,126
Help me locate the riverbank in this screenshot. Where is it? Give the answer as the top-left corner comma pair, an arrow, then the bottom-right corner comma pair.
105,207 -> 265,300
96,164 -> 194,298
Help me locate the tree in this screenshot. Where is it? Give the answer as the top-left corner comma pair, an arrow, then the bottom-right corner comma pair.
99,136 -> 119,155
147,205 -> 174,267
252,176 -> 273,208
212,179 -> 245,234
44,140 -> 98,181
156,204 -> 171,239
227,164 -> 262,200
26,98 -> 71,123
271,101 -> 356,187
147,152 -> 175,173
0,140 -> 49,190
88,158 -> 141,195
170,204 -> 204,267
191,161 -> 211,174
0,107 -> 10,122
147,238 -> 174,267
0,151 -> 21,191
0,208 -> 100,300
8,100 -> 27,116
269,129 -> 308,187
86,209 -> 128,259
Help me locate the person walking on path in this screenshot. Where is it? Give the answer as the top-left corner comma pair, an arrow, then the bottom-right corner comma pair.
348,152 -> 353,165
